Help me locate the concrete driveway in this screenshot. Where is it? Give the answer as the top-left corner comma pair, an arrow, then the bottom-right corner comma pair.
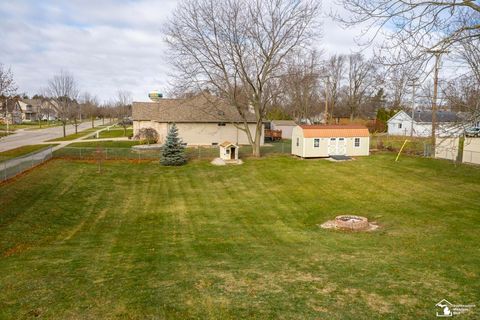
0,120 -> 106,152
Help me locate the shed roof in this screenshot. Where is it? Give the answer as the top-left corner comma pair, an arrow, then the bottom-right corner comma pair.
220,141 -> 238,148
299,125 -> 369,138
132,94 -> 257,123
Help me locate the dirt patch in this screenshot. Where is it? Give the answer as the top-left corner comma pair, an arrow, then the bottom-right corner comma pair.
3,243 -> 31,257
343,288 -> 391,314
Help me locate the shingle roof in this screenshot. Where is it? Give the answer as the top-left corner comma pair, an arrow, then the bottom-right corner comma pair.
299,125 -> 369,138
412,111 -> 459,123
271,120 -> 297,126
22,99 -> 43,106
132,95 -> 257,123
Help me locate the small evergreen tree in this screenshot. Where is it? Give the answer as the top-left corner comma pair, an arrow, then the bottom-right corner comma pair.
160,123 -> 186,166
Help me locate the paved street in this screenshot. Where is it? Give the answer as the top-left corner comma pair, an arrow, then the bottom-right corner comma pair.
0,120 -> 106,152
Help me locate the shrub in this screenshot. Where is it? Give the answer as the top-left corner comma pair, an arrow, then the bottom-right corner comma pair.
133,128 -> 159,145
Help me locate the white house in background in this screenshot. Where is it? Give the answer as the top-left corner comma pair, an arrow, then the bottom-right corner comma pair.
132,94 -> 264,146
291,125 -> 370,158
270,120 -> 297,139
387,110 -> 462,137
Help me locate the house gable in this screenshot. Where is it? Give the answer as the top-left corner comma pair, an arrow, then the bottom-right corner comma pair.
387,111 -> 411,124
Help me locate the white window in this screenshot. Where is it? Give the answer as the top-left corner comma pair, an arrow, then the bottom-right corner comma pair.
296,137 -> 299,146
354,138 -> 360,147
314,139 -> 320,148
398,123 -> 402,129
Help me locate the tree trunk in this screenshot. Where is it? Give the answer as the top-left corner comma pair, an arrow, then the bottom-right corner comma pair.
91,116 -> 94,128
252,121 -> 263,157
74,119 -> 78,134
123,126 -> 127,136
63,123 -> 66,137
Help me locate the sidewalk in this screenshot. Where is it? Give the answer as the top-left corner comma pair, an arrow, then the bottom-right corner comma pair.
1,125 -> 128,172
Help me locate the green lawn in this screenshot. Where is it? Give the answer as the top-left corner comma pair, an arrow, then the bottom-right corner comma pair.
0,144 -> 58,162
47,127 -> 100,142
96,128 -> 133,138
66,140 -> 141,148
0,131 -> 13,138
0,155 -> 479,319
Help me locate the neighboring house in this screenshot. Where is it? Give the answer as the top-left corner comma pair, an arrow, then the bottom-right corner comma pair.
132,95 -> 264,146
1,99 -> 58,123
22,99 -> 59,121
291,125 -> 370,158
270,120 -> 296,139
38,99 -> 59,121
17,100 -> 40,121
0,99 -> 22,124
387,110 -> 462,137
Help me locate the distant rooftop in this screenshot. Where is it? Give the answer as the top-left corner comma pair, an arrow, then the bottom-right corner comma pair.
412,111 -> 459,123
132,94 -> 257,123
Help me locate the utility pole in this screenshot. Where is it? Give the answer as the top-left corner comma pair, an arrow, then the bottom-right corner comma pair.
427,49 -> 448,156
320,75 -> 330,124
5,97 -> 9,135
324,78 -> 329,124
407,78 -> 418,137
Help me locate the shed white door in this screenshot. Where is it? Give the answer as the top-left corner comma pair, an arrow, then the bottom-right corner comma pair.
337,138 -> 346,155
328,138 -> 337,155
328,137 -> 347,155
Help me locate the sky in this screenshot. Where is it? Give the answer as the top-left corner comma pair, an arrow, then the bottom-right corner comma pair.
0,0 -> 369,103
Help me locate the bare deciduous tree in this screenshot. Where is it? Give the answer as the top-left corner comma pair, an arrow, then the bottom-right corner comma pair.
0,64 -> 17,97
457,35 -> 480,84
115,90 -> 132,136
47,70 -> 79,137
335,0 -> 480,66
166,0 -> 320,156
323,54 -> 345,121
280,49 -> 322,123
345,53 -> 378,120
80,92 -> 100,128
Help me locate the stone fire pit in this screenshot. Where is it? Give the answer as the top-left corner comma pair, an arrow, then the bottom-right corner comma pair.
320,215 -> 378,231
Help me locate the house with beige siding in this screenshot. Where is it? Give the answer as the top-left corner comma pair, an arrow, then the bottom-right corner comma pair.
291,125 -> 370,158
132,95 -> 264,146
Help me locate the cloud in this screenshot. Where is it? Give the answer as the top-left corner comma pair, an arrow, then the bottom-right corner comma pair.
0,0 -> 375,102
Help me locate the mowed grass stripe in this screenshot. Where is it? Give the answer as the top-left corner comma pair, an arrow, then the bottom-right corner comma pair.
0,156 -> 479,319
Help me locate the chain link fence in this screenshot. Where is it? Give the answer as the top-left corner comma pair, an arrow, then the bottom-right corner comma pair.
370,134 -> 432,157
52,141 -> 292,162
1,146 -> 54,182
